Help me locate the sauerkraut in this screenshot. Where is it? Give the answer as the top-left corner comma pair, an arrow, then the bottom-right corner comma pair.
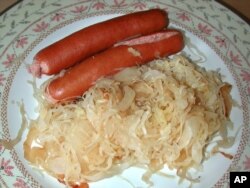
23,55 -> 232,187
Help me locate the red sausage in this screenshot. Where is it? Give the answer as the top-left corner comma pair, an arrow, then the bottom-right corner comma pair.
45,29 -> 184,103
29,9 -> 168,77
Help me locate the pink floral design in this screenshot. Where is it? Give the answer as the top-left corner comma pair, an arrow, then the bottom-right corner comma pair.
2,54 -> 15,68
16,37 -> 28,48
51,12 -> 65,22
71,5 -> 88,13
247,87 -> 250,95
240,70 -> 250,82
92,1 -> 105,10
177,12 -> 190,22
215,36 -> 227,48
154,5 -> 163,9
0,158 -> 14,176
133,2 -> 146,10
229,51 -> 242,66
13,178 -> 30,188
198,23 -> 212,35
0,74 -> 6,86
112,0 -> 127,7
243,155 -> 250,170
33,21 -> 49,32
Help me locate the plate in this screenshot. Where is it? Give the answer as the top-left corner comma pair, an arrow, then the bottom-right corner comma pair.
0,0 -> 249,188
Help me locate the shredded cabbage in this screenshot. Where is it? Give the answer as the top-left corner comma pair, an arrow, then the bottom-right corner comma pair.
23,55 -> 232,186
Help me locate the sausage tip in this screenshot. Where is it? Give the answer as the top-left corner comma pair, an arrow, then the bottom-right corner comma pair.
28,63 -> 42,78
45,84 -> 59,104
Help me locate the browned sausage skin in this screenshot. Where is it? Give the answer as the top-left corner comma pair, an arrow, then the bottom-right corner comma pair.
29,9 -> 168,77
46,29 -> 184,103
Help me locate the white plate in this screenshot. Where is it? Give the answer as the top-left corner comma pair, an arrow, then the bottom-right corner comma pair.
0,1 -> 249,188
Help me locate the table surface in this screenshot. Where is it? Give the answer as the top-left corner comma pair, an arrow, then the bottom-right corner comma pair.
1,0 -> 250,22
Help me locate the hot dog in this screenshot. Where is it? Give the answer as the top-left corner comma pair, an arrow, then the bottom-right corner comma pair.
46,29 -> 184,103
29,9 -> 168,77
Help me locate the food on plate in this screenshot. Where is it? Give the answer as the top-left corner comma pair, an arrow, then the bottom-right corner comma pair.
23,55 -> 232,187
46,29 -> 184,103
29,9 -> 168,77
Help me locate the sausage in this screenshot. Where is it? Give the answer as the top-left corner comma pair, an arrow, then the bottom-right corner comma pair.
46,29 -> 184,102
45,29 -> 184,103
29,9 -> 168,77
